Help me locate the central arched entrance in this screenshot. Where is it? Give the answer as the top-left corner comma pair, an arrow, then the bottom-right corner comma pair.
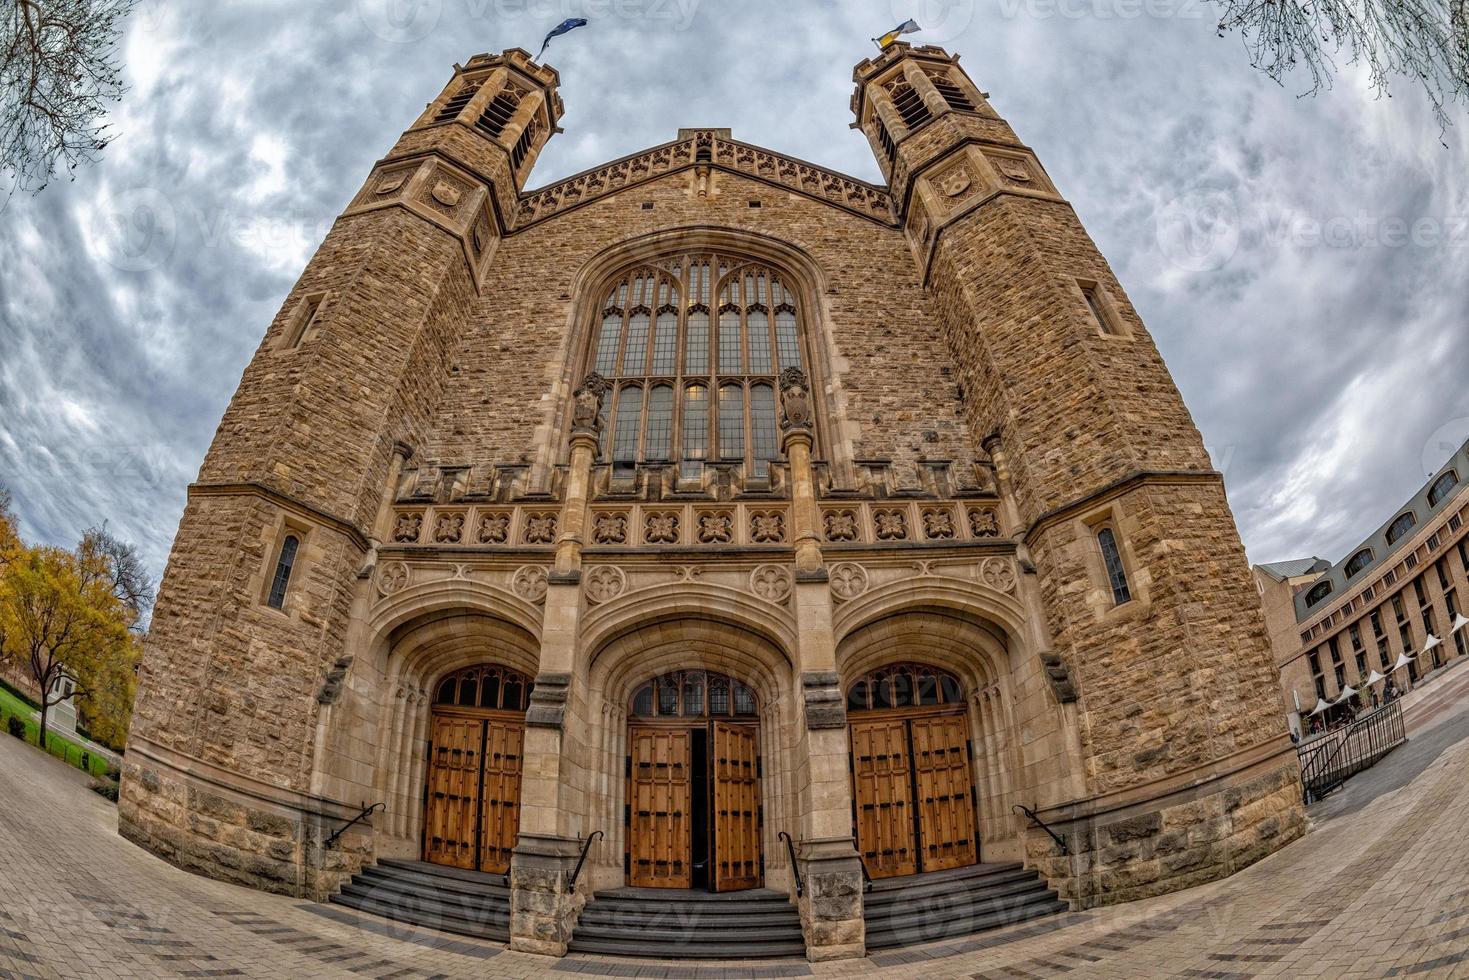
625,669 -> 763,891
422,663 -> 532,874
847,662 -> 979,879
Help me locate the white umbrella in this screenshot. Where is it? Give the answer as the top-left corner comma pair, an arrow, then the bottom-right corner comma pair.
1307,697 -> 1333,716
1366,670 -> 1386,686
1452,613 -> 1469,634
1392,652 -> 1416,672
1333,685 -> 1358,704
1421,634 -> 1443,656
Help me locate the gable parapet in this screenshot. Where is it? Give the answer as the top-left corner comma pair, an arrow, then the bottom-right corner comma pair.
514,131 -> 896,229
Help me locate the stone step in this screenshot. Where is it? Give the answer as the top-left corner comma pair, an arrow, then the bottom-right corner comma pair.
353,866 -> 511,905
577,905 -> 799,929
568,888 -> 804,959
865,860 -> 1024,893
567,935 -> 809,959
862,866 -> 1038,907
376,858 -> 510,892
861,862 -> 1067,950
865,896 -> 1070,950
338,877 -> 510,915
576,891 -> 793,916
329,890 -> 509,943
571,920 -> 806,945
866,884 -> 1062,938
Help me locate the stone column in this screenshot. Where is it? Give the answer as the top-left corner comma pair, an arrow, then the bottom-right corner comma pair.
903,60 -> 949,116
509,374 -> 606,957
778,368 -> 866,961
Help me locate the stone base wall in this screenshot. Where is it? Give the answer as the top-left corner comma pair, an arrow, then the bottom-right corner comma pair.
797,838 -> 865,961
118,754 -> 373,902
1029,757 -> 1306,909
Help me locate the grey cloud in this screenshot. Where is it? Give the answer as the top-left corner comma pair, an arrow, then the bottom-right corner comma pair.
1,0 -> 1466,581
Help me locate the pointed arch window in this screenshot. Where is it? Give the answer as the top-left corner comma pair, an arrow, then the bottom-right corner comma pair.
585,254 -> 814,482
847,663 -> 964,712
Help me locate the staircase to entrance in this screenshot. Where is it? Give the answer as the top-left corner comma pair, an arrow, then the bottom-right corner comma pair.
862,862 -> 1067,950
567,886 -> 805,959
330,858 -> 510,942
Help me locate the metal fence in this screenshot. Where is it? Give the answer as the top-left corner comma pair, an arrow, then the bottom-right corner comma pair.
1296,700 -> 1406,804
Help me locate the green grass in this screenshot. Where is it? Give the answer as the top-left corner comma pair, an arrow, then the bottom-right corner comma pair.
0,684 -> 114,779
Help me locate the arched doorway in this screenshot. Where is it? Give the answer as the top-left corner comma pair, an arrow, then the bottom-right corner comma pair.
422,663 -> 533,874
625,669 -> 763,892
847,662 -> 979,879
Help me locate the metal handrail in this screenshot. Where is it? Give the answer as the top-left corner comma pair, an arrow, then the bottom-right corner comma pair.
1013,803 -> 1069,856
857,855 -> 873,893
567,830 -> 603,891
777,831 -> 803,897
325,801 -> 384,850
1297,700 -> 1404,803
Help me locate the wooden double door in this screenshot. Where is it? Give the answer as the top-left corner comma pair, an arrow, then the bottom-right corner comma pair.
627,722 -> 761,891
850,712 -> 978,879
423,709 -> 524,874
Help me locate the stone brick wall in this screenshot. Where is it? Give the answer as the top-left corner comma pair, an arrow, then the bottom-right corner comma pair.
427,165 -> 981,491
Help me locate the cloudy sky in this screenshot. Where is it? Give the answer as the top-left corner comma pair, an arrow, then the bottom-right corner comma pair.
2,0 -> 1467,584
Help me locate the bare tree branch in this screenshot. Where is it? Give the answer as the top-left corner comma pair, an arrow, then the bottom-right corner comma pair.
1212,0 -> 1469,130
0,0 -> 137,198
79,523 -> 154,627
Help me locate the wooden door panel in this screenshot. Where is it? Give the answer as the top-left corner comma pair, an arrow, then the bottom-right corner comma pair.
911,715 -> 977,872
850,718 -> 917,878
628,727 -> 692,888
424,716 -> 482,870
477,719 -> 524,875
712,722 -> 761,891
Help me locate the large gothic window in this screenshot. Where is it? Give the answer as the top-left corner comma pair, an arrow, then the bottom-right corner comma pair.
587,255 -> 809,482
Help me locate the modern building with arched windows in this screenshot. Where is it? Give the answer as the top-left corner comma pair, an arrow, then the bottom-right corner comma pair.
1256,436 -> 1469,738
119,44 -> 1305,962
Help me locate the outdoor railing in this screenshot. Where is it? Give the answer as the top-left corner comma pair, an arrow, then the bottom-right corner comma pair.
1297,700 -> 1406,804
1013,803 -> 1069,856
777,831 -> 803,897
324,801 -> 384,850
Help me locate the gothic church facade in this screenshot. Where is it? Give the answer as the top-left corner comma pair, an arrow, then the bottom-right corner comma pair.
120,44 -> 1305,959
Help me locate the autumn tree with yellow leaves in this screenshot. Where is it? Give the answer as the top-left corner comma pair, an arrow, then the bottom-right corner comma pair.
0,486 -> 147,751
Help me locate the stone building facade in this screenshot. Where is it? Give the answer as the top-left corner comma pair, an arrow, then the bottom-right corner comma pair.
119,44 -> 1305,959
1259,437 -> 1469,734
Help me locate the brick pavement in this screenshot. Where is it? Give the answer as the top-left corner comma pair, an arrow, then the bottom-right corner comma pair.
3,705 -> 1469,979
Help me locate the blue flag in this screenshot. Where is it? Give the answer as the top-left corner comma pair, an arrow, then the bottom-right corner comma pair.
539,17 -> 588,58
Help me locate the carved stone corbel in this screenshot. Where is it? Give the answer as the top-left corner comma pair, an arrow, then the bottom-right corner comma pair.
778,367 -> 814,433
1039,650 -> 1078,704
570,372 -> 610,437
526,671 -> 572,729
802,671 -> 847,730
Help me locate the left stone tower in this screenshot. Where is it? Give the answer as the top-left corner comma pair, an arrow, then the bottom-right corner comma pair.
118,50 -> 561,898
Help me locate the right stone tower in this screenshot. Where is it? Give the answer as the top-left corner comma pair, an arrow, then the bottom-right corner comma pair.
853,43 -> 1305,906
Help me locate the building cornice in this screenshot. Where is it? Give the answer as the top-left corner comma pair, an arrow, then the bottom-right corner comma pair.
1022,470 -> 1225,545
187,482 -> 372,552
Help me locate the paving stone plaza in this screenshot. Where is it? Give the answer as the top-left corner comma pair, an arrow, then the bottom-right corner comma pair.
2,670 -> 1467,978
